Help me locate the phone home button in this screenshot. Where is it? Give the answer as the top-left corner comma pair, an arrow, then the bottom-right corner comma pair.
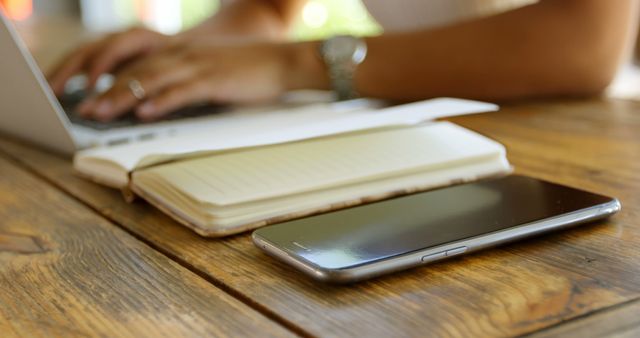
446,246 -> 468,257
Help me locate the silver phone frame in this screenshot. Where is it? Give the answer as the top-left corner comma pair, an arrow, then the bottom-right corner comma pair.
252,198 -> 621,283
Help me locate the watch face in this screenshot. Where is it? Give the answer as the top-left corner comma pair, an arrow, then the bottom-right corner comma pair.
324,35 -> 367,64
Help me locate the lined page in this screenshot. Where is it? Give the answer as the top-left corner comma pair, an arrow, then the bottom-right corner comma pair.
75,98 -> 497,173
134,122 -> 505,206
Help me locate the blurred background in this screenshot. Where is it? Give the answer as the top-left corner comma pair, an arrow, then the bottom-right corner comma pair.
0,0 -> 381,39
2,0 -> 640,99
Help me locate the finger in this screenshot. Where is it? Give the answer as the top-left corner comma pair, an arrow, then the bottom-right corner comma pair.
136,79 -> 213,121
127,60 -> 197,97
118,54 -> 199,97
86,30 -> 162,88
47,42 -> 100,96
89,87 -> 140,122
83,60 -> 196,121
76,97 -> 97,118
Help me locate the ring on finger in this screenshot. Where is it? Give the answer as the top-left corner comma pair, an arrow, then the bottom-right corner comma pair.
128,79 -> 147,100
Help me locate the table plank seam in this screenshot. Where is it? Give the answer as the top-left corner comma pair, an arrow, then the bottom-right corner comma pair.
0,150 -> 303,337
1,144 -> 635,338
517,295 -> 640,338
3,107 -> 640,336
0,148 -> 314,338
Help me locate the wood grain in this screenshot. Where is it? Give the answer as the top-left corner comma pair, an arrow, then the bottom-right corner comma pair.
451,99 -> 640,292
526,298 -> 640,338
1,98 -> 638,337
0,155 -> 294,337
0,231 -> 48,254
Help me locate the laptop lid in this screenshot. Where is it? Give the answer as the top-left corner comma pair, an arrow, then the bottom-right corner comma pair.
0,11 -> 77,155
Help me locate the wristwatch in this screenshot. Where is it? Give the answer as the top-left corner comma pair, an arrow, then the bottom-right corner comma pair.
319,35 -> 368,101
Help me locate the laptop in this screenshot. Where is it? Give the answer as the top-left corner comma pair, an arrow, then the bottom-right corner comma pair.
0,12 -> 375,155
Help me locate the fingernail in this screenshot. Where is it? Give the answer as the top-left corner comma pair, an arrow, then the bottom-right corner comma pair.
137,101 -> 156,117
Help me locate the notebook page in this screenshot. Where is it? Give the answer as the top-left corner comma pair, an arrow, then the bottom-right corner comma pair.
75,98 -> 497,174
135,122 -> 505,206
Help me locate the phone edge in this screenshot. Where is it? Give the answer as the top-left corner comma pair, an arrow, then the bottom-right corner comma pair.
253,199 -> 620,284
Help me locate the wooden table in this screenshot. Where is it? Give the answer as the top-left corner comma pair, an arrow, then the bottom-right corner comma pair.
1,17 -> 640,338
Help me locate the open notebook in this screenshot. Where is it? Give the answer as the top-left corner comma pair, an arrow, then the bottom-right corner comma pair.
73,98 -> 511,237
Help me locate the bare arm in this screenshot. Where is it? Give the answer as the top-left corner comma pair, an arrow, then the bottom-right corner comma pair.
354,0 -> 639,101
78,0 -> 639,121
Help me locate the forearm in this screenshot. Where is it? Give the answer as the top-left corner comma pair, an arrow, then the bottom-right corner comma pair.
356,0 -> 637,101
303,0 -> 634,102
180,0 -> 306,41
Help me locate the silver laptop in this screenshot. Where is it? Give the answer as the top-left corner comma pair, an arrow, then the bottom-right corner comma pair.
0,13 -> 374,155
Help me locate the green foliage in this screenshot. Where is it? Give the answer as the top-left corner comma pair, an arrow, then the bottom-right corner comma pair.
180,0 -> 219,30
111,0 -> 381,38
178,0 -> 381,39
289,0 -> 382,40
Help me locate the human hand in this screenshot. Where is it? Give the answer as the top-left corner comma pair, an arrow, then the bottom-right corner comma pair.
76,40 -> 328,122
47,27 -> 174,96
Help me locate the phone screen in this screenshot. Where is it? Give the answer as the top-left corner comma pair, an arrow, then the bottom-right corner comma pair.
254,175 -> 614,270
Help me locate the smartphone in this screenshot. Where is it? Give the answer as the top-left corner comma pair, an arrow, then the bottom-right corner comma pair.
252,175 -> 620,283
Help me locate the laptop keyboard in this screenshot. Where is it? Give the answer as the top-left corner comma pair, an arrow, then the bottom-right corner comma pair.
60,90 -> 224,131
